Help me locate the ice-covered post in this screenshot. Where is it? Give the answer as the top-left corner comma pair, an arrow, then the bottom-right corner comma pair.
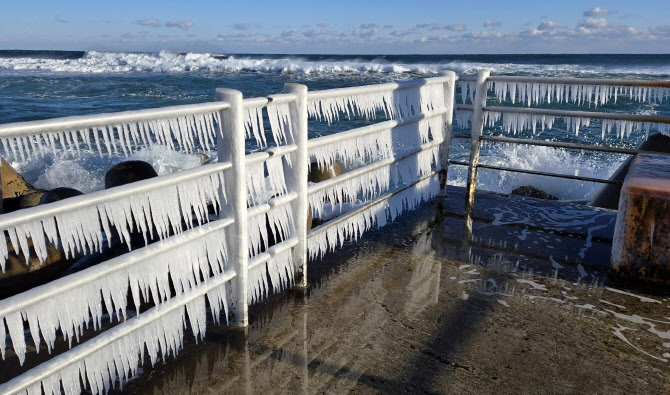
283,83 -> 309,288
465,69 -> 491,215
215,88 -> 249,326
438,70 -> 456,196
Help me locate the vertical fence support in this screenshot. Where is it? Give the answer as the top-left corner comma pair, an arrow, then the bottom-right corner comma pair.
215,88 -> 249,327
464,69 -> 491,216
438,70 -> 456,196
283,83 -> 309,288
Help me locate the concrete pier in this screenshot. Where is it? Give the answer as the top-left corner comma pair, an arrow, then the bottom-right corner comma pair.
611,153 -> 670,283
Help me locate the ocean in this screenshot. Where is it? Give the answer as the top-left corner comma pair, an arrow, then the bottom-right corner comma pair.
1,50 -> 669,200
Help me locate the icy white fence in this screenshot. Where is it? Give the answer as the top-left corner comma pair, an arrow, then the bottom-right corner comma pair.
457,70 -> 670,214
0,74 -> 457,394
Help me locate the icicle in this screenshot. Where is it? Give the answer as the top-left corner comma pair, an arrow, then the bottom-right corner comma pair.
1,169 -> 225,271
486,111 -> 669,141
488,82 -> 669,107
308,173 -> 440,259
248,248 -> 295,305
244,106 -> 266,147
309,118 -> 430,171
0,111 -> 221,162
266,155 -> 288,197
246,161 -> 268,207
454,109 -> 472,129
307,84 -> 444,125
0,222 -> 231,365
266,102 -> 292,145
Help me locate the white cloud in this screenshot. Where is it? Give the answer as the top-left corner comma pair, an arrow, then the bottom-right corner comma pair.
483,21 -> 501,30
136,18 -> 160,28
166,20 -> 193,31
579,18 -> 609,28
390,28 -> 418,37
583,7 -> 617,17
303,28 -> 326,38
417,22 -> 466,32
353,27 -> 380,38
537,21 -> 567,31
281,29 -> 298,38
233,23 -> 250,30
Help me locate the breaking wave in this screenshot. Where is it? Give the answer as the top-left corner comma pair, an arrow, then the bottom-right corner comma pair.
1,50 -> 670,77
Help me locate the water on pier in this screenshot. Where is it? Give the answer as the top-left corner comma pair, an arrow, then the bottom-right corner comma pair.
111,188 -> 670,394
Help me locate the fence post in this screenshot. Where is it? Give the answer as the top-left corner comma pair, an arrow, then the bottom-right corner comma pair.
465,69 -> 491,215
215,88 -> 249,327
283,83 -> 309,288
437,70 -> 456,196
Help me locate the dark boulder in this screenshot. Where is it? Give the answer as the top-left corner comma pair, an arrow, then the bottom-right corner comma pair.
309,160 -> 342,183
511,186 -> 558,200
105,160 -> 158,189
19,189 -> 47,209
39,187 -> 83,205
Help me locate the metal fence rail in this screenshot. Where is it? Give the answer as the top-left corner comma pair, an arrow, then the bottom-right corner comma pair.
0,74 -> 456,394
459,70 -> 670,215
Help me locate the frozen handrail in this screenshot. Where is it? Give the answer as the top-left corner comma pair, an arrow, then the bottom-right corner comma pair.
0,270 -> 237,395
306,75 -> 452,124
487,75 -> 670,88
0,75 -> 456,393
0,102 -> 228,138
0,102 -> 226,160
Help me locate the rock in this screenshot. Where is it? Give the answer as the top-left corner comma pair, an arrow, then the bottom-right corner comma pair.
589,133 -> 670,210
2,197 -> 22,213
0,237 -> 74,299
39,187 -> 83,205
309,160 -> 342,183
511,186 -> 558,200
1,157 -> 33,199
19,189 -> 47,209
194,153 -> 210,165
105,160 -> 158,189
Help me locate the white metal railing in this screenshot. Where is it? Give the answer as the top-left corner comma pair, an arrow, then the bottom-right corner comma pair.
455,70 -> 670,216
0,73 -> 456,394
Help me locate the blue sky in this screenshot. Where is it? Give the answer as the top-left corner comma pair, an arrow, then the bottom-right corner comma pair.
1,1 -> 669,53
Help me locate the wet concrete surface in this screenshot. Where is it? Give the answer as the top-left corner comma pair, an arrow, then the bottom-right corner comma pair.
115,188 -> 670,394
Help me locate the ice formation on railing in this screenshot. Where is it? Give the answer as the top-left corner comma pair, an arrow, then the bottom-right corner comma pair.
0,112 -> 220,162
266,102 -> 292,145
454,109 -> 472,129
307,84 -> 445,124
244,106 -> 266,147
309,116 -> 442,170
15,278 -> 231,395
266,155 -> 288,196
247,161 -> 269,206
308,146 -> 440,218
459,80 -> 476,104
248,249 -> 295,305
248,202 -> 293,257
0,169 -> 226,272
308,173 -> 440,259
485,111 -> 670,139
0,223 -> 230,365
491,81 -> 670,107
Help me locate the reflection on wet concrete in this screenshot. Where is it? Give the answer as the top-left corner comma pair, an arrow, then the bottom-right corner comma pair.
106,187 -> 669,393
